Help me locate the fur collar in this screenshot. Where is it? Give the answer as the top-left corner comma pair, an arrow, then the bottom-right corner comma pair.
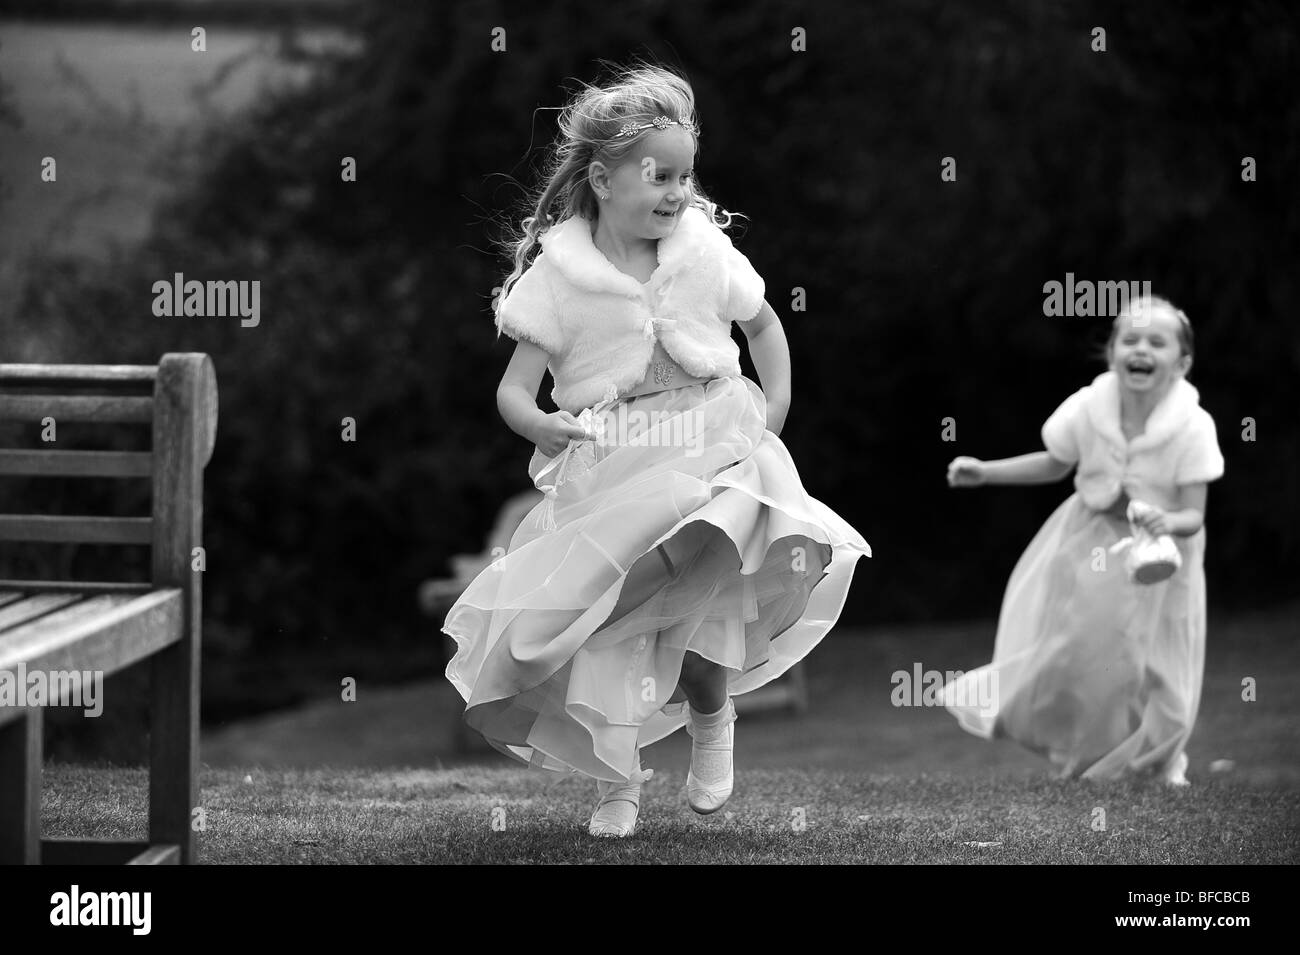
1084,370 -> 1200,452
538,205 -> 718,296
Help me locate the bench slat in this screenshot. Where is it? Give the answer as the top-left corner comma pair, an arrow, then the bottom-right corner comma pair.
0,394 -> 153,424
0,580 -> 152,594
0,449 -> 152,478
0,590 -> 182,717
0,593 -> 137,648
0,593 -> 87,632
0,514 -> 152,544
0,364 -> 157,386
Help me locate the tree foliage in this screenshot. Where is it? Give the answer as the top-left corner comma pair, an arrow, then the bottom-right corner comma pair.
8,0 -> 1297,712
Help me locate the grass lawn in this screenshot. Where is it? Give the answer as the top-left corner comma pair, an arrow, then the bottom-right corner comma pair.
40,763 -> 1298,864
174,604 -> 1300,863
201,604 -> 1300,788
41,603 -> 1300,864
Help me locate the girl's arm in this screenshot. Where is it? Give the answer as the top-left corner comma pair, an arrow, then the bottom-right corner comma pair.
739,300 -> 792,435
497,340 -> 551,443
948,451 -> 1074,487
497,340 -> 587,455
1136,483 -> 1207,537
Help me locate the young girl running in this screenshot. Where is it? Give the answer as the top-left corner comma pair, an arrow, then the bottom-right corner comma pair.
443,63 -> 870,836
944,296 -> 1224,785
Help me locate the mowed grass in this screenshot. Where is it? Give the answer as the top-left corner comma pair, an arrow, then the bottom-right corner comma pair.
62,602 -> 1299,864
41,764 -> 1298,864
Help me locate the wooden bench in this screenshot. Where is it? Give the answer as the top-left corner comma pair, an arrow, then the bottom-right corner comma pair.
0,354 -> 217,865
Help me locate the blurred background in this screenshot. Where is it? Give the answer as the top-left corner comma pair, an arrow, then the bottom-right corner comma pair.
1,0 -> 1296,775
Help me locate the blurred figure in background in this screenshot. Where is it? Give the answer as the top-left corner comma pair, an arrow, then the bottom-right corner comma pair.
945,296 -> 1224,786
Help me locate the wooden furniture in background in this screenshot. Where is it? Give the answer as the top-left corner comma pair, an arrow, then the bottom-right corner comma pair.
0,354 -> 217,864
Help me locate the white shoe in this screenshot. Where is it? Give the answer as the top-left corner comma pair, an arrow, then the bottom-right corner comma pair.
1161,752 -> 1190,787
686,699 -> 737,814
588,767 -> 654,838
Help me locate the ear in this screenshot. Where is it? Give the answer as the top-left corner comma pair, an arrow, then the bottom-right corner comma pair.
1176,353 -> 1193,378
588,161 -> 610,195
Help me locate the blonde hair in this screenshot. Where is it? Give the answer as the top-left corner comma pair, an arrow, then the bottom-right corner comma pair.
493,59 -> 745,338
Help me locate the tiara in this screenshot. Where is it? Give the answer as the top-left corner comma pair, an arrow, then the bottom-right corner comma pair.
613,114 -> 697,138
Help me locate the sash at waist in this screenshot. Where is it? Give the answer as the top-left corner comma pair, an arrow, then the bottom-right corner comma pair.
621,346 -> 713,400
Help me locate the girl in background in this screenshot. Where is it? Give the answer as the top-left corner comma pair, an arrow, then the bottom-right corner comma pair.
945,296 -> 1224,784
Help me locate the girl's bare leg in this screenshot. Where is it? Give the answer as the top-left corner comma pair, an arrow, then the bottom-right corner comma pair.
600,543 -> 680,630
676,650 -> 727,713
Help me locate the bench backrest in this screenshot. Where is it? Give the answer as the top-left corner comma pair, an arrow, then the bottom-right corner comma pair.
0,354 -> 217,593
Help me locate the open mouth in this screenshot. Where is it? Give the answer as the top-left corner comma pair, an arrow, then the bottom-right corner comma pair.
1126,360 -> 1155,377
653,208 -> 678,218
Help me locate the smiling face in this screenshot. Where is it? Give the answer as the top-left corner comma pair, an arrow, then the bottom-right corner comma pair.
589,126 -> 696,241
1108,303 -> 1192,398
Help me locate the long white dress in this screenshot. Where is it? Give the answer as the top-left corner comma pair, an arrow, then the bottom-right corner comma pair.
444,370 -> 871,782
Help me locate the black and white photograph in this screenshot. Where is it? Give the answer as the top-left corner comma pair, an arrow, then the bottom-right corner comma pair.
0,0 -> 1295,924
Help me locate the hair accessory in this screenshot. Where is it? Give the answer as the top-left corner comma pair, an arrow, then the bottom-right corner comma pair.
615,115 -> 697,139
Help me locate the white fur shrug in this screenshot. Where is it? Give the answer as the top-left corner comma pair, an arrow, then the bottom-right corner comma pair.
494,206 -> 766,413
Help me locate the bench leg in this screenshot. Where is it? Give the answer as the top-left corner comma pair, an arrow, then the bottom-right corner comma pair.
0,708 -> 43,864
150,640 -> 198,863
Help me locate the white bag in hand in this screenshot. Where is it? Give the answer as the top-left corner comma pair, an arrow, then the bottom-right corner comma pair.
1110,499 -> 1182,585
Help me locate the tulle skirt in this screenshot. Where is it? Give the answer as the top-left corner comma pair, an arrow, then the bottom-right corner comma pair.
443,375 -> 870,782
942,492 -> 1208,779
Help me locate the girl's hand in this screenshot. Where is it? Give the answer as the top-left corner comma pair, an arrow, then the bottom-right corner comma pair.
947,456 -> 986,488
1133,504 -> 1171,536
531,411 -> 590,457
